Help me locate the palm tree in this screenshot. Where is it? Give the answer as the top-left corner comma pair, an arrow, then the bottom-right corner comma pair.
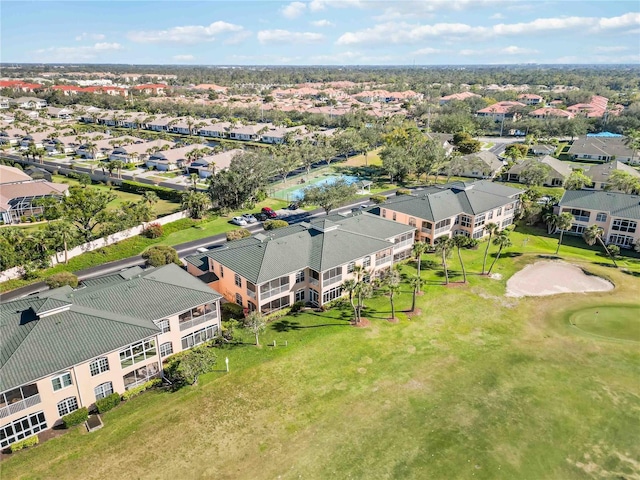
583,225 -> 618,267
412,241 -> 428,292
382,268 -> 401,320
190,173 -> 199,190
434,236 -> 453,285
481,223 -> 499,275
342,279 -> 358,323
554,212 -> 574,254
85,141 -> 98,160
451,235 -> 476,283
408,275 -> 425,313
487,231 -> 512,275
142,191 -> 159,206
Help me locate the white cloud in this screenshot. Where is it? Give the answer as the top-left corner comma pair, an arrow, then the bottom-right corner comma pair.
34,42 -> 123,61
127,21 -> 245,44
257,29 -> 324,44
459,45 -> 538,56
310,19 -> 334,27
173,54 -> 195,61
282,1 -> 306,19
490,13 -> 504,19
75,32 -> 106,41
336,12 -> 640,46
594,46 -> 629,53
500,45 -> 538,55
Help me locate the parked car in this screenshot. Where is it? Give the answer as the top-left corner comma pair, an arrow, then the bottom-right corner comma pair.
242,213 -> 258,224
231,216 -> 248,226
255,212 -> 268,221
261,207 -> 277,219
287,203 -> 299,210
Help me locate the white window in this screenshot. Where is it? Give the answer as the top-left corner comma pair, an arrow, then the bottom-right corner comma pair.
234,273 -> 242,287
57,397 -> 79,417
0,411 -> 47,448
119,340 -> 157,368
487,211 -> 493,220
295,289 -> 305,302
408,217 -> 416,227
501,218 -> 513,228
609,234 -> 634,247
496,208 -> 502,216
322,285 -> 343,304
381,209 -> 386,218
181,325 -> 218,350
160,342 -> 174,358
154,319 -> 170,333
295,270 -> 305,283
596,213 -> 607,222
89,357 -> 109,377
94,382 -> 113,400
612,219 -> 637,233
460,215 -> 472,228
51,372 -> 73,391
235,293 -> 243,305
363,256 -> 371,268
347,262 -> 355,273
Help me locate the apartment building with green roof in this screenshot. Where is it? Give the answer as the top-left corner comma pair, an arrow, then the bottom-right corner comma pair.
0,264 -> 221,449
184,212 -> 415,314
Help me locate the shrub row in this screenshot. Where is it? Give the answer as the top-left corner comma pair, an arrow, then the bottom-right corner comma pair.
9,435 -> 39,453
62,407 -> 89,429
95,393 -> 121,414
120,180 -> 183,202
226,228 -> 251,241
263,219 -> 288,230
369,195 -> 387,204
121,378 -> 162,402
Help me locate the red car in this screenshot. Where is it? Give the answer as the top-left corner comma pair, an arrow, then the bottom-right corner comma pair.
261,207 -> 277,219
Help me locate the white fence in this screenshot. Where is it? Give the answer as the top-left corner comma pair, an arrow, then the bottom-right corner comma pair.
0,210 -> 189,283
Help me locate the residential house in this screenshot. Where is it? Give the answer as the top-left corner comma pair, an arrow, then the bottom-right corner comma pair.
440,92 -> 481,105
132,84 -> 168,96
529,107 -> 575,120
0,165 -> 69,224
187,149 -> 244,178
260,126 -> 306,144
377,181 -> 523,243
184,212 -> 416,313
45,132 -> 110,155
145,144 -> 202,171
14,109 -> 39,120
0,127 -> 26,145
0,264 -> 222,449
566,95 -> 610,118
476,101 -> 525,121
584,161 -> 640,191
228,123 -> 270,141
19,131 -> 56,149
192,84 -> 228,93
146,116 -> 174,132
109,139 -> 173,163
10,97 -> 47,109
567,136 -> 637,164
0,97 -> 10,109
0,81 -> 43,93
198,121 -> 231,138
46,106 -> 73,119
529,144 -> 556,156
517,94 -> 544,106
506,155 -> 571,187
557,190 -> 640,248
458,151 -> 504,179
425,132 -> 455,155
76,136 -> 138,159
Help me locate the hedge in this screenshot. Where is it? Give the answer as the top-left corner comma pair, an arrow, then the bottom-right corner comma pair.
9,435 -> 39,452
121,378 -> 162,401
45,272 -> 79,289
263,219 -> 289,230
369,195 -> 387,204
95,392 -> 121,413
396,188 -> 411,196
222,302 -> 244,320
226,228 -> 251,241
120,180 -> 182,202
62,407 -> 89,429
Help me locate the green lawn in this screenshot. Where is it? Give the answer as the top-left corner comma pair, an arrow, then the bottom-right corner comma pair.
3,227 -> 640,479
567,305 -> 640,342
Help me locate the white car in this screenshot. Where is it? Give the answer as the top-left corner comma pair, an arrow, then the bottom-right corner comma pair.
242,213 -> 258,224
231,216 -> 248,226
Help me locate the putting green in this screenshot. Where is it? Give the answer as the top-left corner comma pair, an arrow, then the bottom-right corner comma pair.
569,306 -> 640,342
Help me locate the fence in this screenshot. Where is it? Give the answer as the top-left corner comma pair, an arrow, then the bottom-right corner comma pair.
0,210 -> 188,283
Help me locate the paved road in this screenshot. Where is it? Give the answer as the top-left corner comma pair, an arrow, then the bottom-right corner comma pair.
0,196 -> 376,301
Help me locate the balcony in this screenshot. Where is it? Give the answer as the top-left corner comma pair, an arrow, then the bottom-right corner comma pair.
261,284 -> 289,300
376,255 -> 392,266
323,275 -> 342,287
573,215 -> 590,223
420,227 -> 432,234
309,277 -> 319,286
179,311 -> 218,332
394,239 -> 413,250
434,226 -> 450,235
0,394 -> 41,419
247,289 -> 256,299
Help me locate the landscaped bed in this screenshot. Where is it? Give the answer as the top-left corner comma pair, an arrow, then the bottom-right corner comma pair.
505,260 -> 614,297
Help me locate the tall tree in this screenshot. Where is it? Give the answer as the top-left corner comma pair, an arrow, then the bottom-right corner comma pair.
487,231 -> 512,275
302,178 -> 358,215
583,224 -> 618,267
434,236 -> 454,285
451,235 -> 476,283
552,212 -> 574,254
382,268 -> 401,321
605,170 -> 640,194
412,241 -> 429,292
245,311 -> 267,346
519,162 -> 551,187
342,279 -> 358,323
61,186 -> 116,241
481,223 -> 499,275
564,170 -> 593,190
408,275 -> 425,313
181,191 -> 210,219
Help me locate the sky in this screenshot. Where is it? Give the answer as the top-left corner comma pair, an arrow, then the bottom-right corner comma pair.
1,0 -> 639,65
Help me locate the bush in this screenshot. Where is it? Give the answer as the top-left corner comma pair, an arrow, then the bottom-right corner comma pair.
607,244 -> 621,258
369,195 -> 387,204
222,302 -> 244,321
142,222 -> 163,239
95,393 -> 121,413
45,271 -> 79,289
226,228 -> 251,241
290,300 -> 305,313
263,219 -> 289,230
9,435 -> 39,452
121,378 -> 161,401
62,407 -> 89,429
120,180 -> 182,202
396,188 -> 411,196
142,245 -> 180,266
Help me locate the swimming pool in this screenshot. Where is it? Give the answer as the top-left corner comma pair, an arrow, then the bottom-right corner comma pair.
284,175 -> 360,201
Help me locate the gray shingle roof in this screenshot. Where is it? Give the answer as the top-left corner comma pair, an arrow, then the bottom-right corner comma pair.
0,264 -> 221,391
559,190 -> 640,220
507,155 -> 571,177
586,161 -> 640,183
381,181 -> 522,221
185,213 -> 414,284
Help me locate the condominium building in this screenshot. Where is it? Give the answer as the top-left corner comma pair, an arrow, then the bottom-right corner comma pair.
0,264 -> 222,449
377,181 -> 523,243
184,212 -> 415,313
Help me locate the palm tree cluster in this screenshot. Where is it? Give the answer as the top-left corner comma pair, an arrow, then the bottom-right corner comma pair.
342,265 -> 373,325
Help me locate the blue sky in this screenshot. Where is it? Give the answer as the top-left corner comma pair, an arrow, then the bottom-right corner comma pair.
2,1 -> 639,65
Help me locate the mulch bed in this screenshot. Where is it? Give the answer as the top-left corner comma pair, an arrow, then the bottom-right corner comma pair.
387,317 -> 399,323
352,318 -> 371,328
406,309 -> 422,318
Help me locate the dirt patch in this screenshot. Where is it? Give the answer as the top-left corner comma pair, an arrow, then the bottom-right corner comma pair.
506,261 -> 613,298
387,317 -> 399,323
406,308 -> 422,317
353,318 -> 371,328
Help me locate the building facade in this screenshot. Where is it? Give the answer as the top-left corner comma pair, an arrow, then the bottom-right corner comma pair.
0,264 -> 222,449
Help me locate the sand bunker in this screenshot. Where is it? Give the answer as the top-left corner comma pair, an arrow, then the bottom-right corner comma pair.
506,261 -> 613,297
